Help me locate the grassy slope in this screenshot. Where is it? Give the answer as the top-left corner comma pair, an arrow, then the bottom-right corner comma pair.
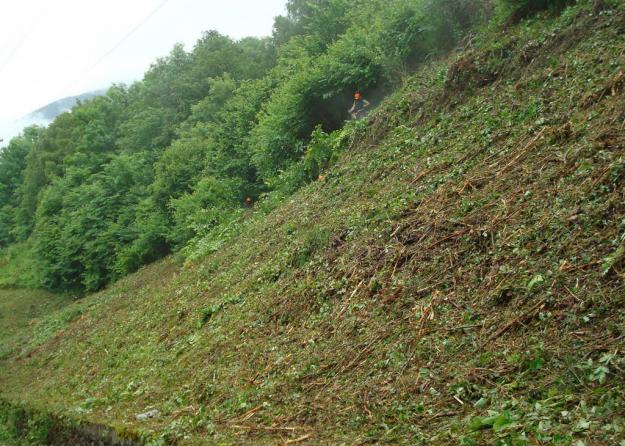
2,3 -> 625,444
0,241 -> 44,289
0,289 -> 74,361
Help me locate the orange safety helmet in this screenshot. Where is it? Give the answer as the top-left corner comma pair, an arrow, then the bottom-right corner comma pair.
354,91 -> 362,100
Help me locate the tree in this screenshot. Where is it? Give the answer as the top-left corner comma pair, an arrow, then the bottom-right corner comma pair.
0,127 -> 44,245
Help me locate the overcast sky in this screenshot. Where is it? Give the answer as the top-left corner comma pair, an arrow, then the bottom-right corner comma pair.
0,0 -> 286,141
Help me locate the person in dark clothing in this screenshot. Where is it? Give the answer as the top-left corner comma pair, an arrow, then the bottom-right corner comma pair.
348,91 -> 370,120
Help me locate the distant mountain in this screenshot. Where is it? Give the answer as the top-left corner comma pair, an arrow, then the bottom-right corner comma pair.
0,89 -> 106,146
27,89 -> 107,121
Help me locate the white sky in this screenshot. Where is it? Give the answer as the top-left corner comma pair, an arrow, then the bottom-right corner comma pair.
0,0 -> 286,139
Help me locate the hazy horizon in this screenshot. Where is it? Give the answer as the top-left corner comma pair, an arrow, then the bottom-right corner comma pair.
0,0 -> 286,145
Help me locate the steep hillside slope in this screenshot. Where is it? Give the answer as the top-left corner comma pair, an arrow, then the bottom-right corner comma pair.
2,3 -> 625,445
0,289 -> 73,361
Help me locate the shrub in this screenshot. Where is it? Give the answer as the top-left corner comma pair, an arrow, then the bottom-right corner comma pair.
168,177 -> 241,247
498,0 -> 577,23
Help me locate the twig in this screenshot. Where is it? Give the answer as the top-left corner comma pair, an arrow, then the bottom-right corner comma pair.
563,285 -> 581,302
496,128 -> 546,177
476,299 -> 546,351
337,280 -> 364,319
229,405 -> 263,423
232,425 -> 302,432
349,280 -> 365,299
408,283 -> 441,300
390,250 -> 406,279
443,324 -> 483,332
582,335 -> 625,359
559,260 -> 601,273
482,137 -> 528,166
427,229 -> 471,249
428,411 -> 458,420
285,434 -> 313,445
411,171 -> 426,185
340,343 -> 376,374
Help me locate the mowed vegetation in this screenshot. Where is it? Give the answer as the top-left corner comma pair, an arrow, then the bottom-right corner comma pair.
0,288 -> 75,361
1,1 -> 624,444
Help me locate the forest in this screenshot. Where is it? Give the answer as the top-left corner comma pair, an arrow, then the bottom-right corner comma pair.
0,0 -> 572,293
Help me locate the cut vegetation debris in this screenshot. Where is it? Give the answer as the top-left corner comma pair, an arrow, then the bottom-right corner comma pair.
2,1 -> 625,445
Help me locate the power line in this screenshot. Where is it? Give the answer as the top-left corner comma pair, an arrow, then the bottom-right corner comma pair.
53,0 -> 171,104
0,4 -> 51,76
0,34 -> 29,75
84,0 -> 171,76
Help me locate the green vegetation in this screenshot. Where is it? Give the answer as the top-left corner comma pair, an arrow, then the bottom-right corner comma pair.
0,288 -> 74,360
0,0 -> 488,293
1,0 -> 624,444
499,0 -> 580,24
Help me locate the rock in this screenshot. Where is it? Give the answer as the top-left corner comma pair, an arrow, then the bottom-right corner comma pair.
135,409 -> 160,421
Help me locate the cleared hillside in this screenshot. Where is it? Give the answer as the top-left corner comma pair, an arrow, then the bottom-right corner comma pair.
2,2 -> 625,445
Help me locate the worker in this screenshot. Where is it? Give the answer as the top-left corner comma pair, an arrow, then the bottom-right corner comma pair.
348,91 -> 370,120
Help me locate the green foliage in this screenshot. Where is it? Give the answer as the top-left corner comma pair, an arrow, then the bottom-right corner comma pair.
272,0 -> 357,48
252,0 -> 486,182
0,1 -> 491,293
197,295 -> 244,328
0,287 -> 75,363
303,126 -> 336,180
497,0 -> 577,22
601,235 -> 625,276
257,122 -> 352,201
469,411 -> 516,432
168,177 -> 241,247
0,127 -> 43,245
0,241 -> 42,289
34,151 -> 152,292
291,227 -> 331,267
114,198 -> 170,276
0,403 -> 52,445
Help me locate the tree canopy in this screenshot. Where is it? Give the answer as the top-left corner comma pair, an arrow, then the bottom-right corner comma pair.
0,0 -> 517,292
